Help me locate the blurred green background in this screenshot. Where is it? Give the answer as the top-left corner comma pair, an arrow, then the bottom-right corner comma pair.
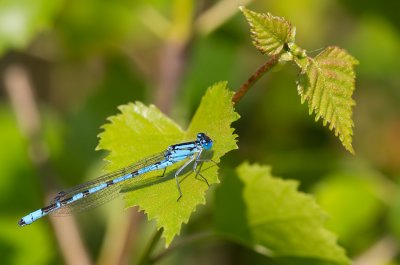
0,0 -> 399,264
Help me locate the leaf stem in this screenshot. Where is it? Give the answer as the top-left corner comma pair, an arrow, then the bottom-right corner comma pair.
136,229 -> 163,265
232,54 -> 280,104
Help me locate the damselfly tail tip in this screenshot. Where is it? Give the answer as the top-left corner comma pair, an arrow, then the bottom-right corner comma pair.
18,219 -> 26,227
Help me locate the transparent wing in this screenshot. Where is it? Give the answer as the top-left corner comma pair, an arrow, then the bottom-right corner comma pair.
51,182 -> 123,216
49,151 -> 166,216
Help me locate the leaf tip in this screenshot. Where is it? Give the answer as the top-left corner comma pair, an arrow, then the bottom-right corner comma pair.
344,143 -> 355,155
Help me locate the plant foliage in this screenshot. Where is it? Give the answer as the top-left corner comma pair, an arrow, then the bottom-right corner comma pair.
97,82 -> 239,245
297,47 -> 358,153
215,162 -> 350,265
239,6 -> 292,56
240,7 -> 358,154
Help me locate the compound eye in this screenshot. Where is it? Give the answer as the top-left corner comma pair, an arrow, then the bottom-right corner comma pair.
203,141 -> 213,150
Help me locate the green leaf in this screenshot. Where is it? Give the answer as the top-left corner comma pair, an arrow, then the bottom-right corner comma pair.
0,0 -> 62,55
239,6 -> 292,56
215,163 -> 350,265
297,46 -> 358,154
97,81 -> 239,245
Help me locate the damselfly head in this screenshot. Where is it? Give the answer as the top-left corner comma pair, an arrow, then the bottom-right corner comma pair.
197,132 -> 213,150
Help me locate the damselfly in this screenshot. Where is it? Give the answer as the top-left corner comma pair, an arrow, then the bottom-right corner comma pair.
18,133 -> 214,226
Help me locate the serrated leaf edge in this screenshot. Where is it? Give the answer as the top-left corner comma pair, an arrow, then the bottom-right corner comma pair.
297,46 -> 358,154
239,6 -> 292,56
235,162 -> 350,265
97,82 -> 239,246
126,185 -> 210,245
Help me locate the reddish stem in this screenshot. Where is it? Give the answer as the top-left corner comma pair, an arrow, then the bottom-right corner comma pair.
232,55 -> 280,104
